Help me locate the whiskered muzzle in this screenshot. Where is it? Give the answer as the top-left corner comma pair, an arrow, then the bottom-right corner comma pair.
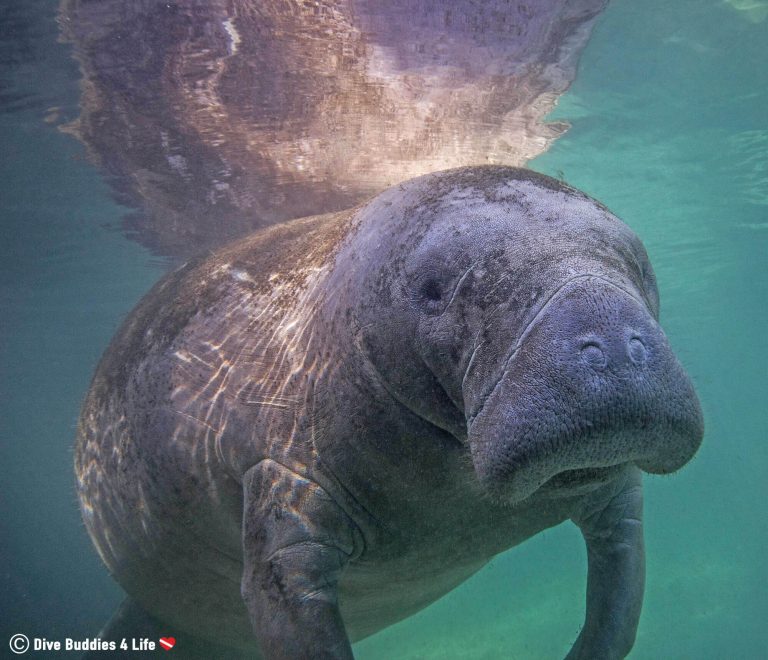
466,277 -> 704,503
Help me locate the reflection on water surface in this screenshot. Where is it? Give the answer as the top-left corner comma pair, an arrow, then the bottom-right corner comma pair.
60,0 -> 607,256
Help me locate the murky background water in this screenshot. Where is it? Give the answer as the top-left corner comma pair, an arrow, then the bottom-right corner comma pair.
1,0 -> 766,657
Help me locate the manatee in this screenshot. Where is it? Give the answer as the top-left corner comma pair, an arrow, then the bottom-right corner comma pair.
76,166 -> 703,659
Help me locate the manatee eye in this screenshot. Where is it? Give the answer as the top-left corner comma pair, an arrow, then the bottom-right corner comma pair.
421,278 -> 443,302
410,274 -> 447,313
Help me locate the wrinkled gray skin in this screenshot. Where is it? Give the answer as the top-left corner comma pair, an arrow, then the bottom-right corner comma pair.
76,166 -> 703,659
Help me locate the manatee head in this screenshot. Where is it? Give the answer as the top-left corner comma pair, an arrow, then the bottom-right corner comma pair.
348,166 -> 703,504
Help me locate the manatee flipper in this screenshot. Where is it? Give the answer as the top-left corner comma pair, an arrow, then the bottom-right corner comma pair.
241,459 -> 361,659
567,466 -> 645,660
82,598 -> 160,659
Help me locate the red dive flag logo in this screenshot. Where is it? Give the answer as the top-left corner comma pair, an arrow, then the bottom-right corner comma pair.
159,637 -> 176,651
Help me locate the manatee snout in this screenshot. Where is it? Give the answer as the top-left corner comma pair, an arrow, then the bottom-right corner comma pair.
468,276 -> 704,504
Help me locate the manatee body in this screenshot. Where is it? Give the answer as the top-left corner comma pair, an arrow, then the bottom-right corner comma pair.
76,166 -> 703,659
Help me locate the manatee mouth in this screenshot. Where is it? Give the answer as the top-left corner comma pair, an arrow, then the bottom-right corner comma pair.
536,464 -> 629,499
468,364 -> 703,504
470,422 -> 672,505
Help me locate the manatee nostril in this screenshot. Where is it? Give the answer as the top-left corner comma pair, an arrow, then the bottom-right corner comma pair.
628,337 -> 647,364
579,342 -> 607,369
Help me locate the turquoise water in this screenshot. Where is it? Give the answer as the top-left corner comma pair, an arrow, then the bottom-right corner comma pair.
0,0 -> 164,643
1,1 -> 766,658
